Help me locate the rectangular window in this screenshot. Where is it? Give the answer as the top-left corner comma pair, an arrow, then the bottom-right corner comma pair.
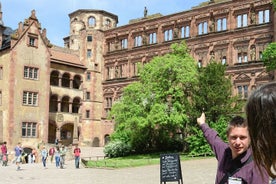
87,35 -> 93,42
164,29 -> 173,41
106,97 -> 112,108
115,65 -> 123,78
106,67 -> 110,80
221,56 -> 227,65
134,35 -> 142,47
85,110 -> 90,118
86,92 -> 90,100
22,122 -> 37,137
86,72 -> 91,81
237,85 -> 248,99
198,60 -> 202,68
258,10 -> 270,24
133,62 -> 138,76
23,91 -> 38,106
149,32 -> 157,44
259,51 -> 263,59
87,49 -> 92,58
181,26 -> 190,38
238,53 -> 248,63
237,14 -> 248,28
29,37 -> 35,46
24,66 -> 39,80
198,21 -> 208,35
217,18 -> 227,31
121,38 -> 128,49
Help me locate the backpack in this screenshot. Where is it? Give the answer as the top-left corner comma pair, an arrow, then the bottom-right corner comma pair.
49,148 -> 55,156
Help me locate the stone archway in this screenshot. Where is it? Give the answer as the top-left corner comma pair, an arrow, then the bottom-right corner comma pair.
104,134 -> 110,145
92,137 -> 100,147
60,123 -> 74,146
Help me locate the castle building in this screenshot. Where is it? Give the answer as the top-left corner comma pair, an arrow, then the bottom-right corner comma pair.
0,0 -> 274,150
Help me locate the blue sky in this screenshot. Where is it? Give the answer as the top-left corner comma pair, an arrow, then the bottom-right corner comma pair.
1,0 -> 206,47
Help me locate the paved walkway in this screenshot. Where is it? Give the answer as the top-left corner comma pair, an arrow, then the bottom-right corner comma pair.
0,157 -> 217,184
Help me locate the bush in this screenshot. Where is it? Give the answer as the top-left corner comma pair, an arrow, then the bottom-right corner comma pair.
104,140 -> 132,158
186,116 -> 228,156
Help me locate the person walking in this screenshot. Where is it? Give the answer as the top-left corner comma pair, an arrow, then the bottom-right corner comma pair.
197,113 -> 269,184
48,146 -> 55,163
41,146 -> 48,169
1,141 -> 8,166
73,145 -> 81,168
245,81 -> 276,183
14,142 -> 23,171
59,145 -> 66,169
54,146 -> 60,168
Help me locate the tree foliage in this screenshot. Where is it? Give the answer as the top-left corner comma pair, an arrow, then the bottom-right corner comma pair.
106,42 -> 243,157
187,62 -> 243,155
194,62 -> 243,122
108,42 -> 198,154
262,42 -> 276,72
273,0 -> 276,10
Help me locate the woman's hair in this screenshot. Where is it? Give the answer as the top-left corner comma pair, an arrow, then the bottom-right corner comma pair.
245,82 -> 276,178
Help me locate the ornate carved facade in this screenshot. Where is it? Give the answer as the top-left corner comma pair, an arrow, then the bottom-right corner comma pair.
103,0 -> 275,116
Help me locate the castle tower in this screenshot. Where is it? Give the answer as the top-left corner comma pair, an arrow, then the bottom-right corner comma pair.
63,10 -> 118,146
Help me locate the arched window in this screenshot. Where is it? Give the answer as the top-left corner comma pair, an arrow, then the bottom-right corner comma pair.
88,17 -> 96,27
61,96 -> 70,112
105,19 -> 111,27
61,73 -> 70,88
73,75 -> 82,89
72,97 -> 81,113
50,71 -> 59,86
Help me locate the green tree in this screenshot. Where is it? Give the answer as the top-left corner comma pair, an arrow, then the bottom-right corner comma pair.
186,62 -> 243,156
108,41 -> 199,154
273,0 -> 276,10
262,42 -> 276,72
194,61 -> 242,123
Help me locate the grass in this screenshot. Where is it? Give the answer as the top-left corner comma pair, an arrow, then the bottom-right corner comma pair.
83,153 -> 213,169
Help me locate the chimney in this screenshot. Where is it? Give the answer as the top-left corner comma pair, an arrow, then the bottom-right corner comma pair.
18,22 -> 23,35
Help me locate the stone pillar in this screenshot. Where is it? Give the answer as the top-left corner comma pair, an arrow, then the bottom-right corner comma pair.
72,116 -> 79,145
56,127 -> 61,142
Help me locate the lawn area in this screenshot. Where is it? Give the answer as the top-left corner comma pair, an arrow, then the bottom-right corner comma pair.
82,153 -> 213,169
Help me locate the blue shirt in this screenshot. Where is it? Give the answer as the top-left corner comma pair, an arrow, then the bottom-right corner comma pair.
14,146 -> 22,157
200,123 -> 269,184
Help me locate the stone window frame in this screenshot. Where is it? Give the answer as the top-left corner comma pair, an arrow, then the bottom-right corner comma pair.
88,16 -> 96,27
27,33 -> 38,48
23,66 -> 39,80
22,122 -> 37,138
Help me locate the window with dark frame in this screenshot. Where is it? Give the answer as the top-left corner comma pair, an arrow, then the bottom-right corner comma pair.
22,122 -> 37,137
86,110 -> 90,118
86,92 -> 90,100
87,35 -> 93,42
23,91 -> 38,106
86,72 -> 91,81
24,66 -> 39,80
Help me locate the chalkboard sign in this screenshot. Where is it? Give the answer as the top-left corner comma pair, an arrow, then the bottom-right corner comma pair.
160,153 -> 183,184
